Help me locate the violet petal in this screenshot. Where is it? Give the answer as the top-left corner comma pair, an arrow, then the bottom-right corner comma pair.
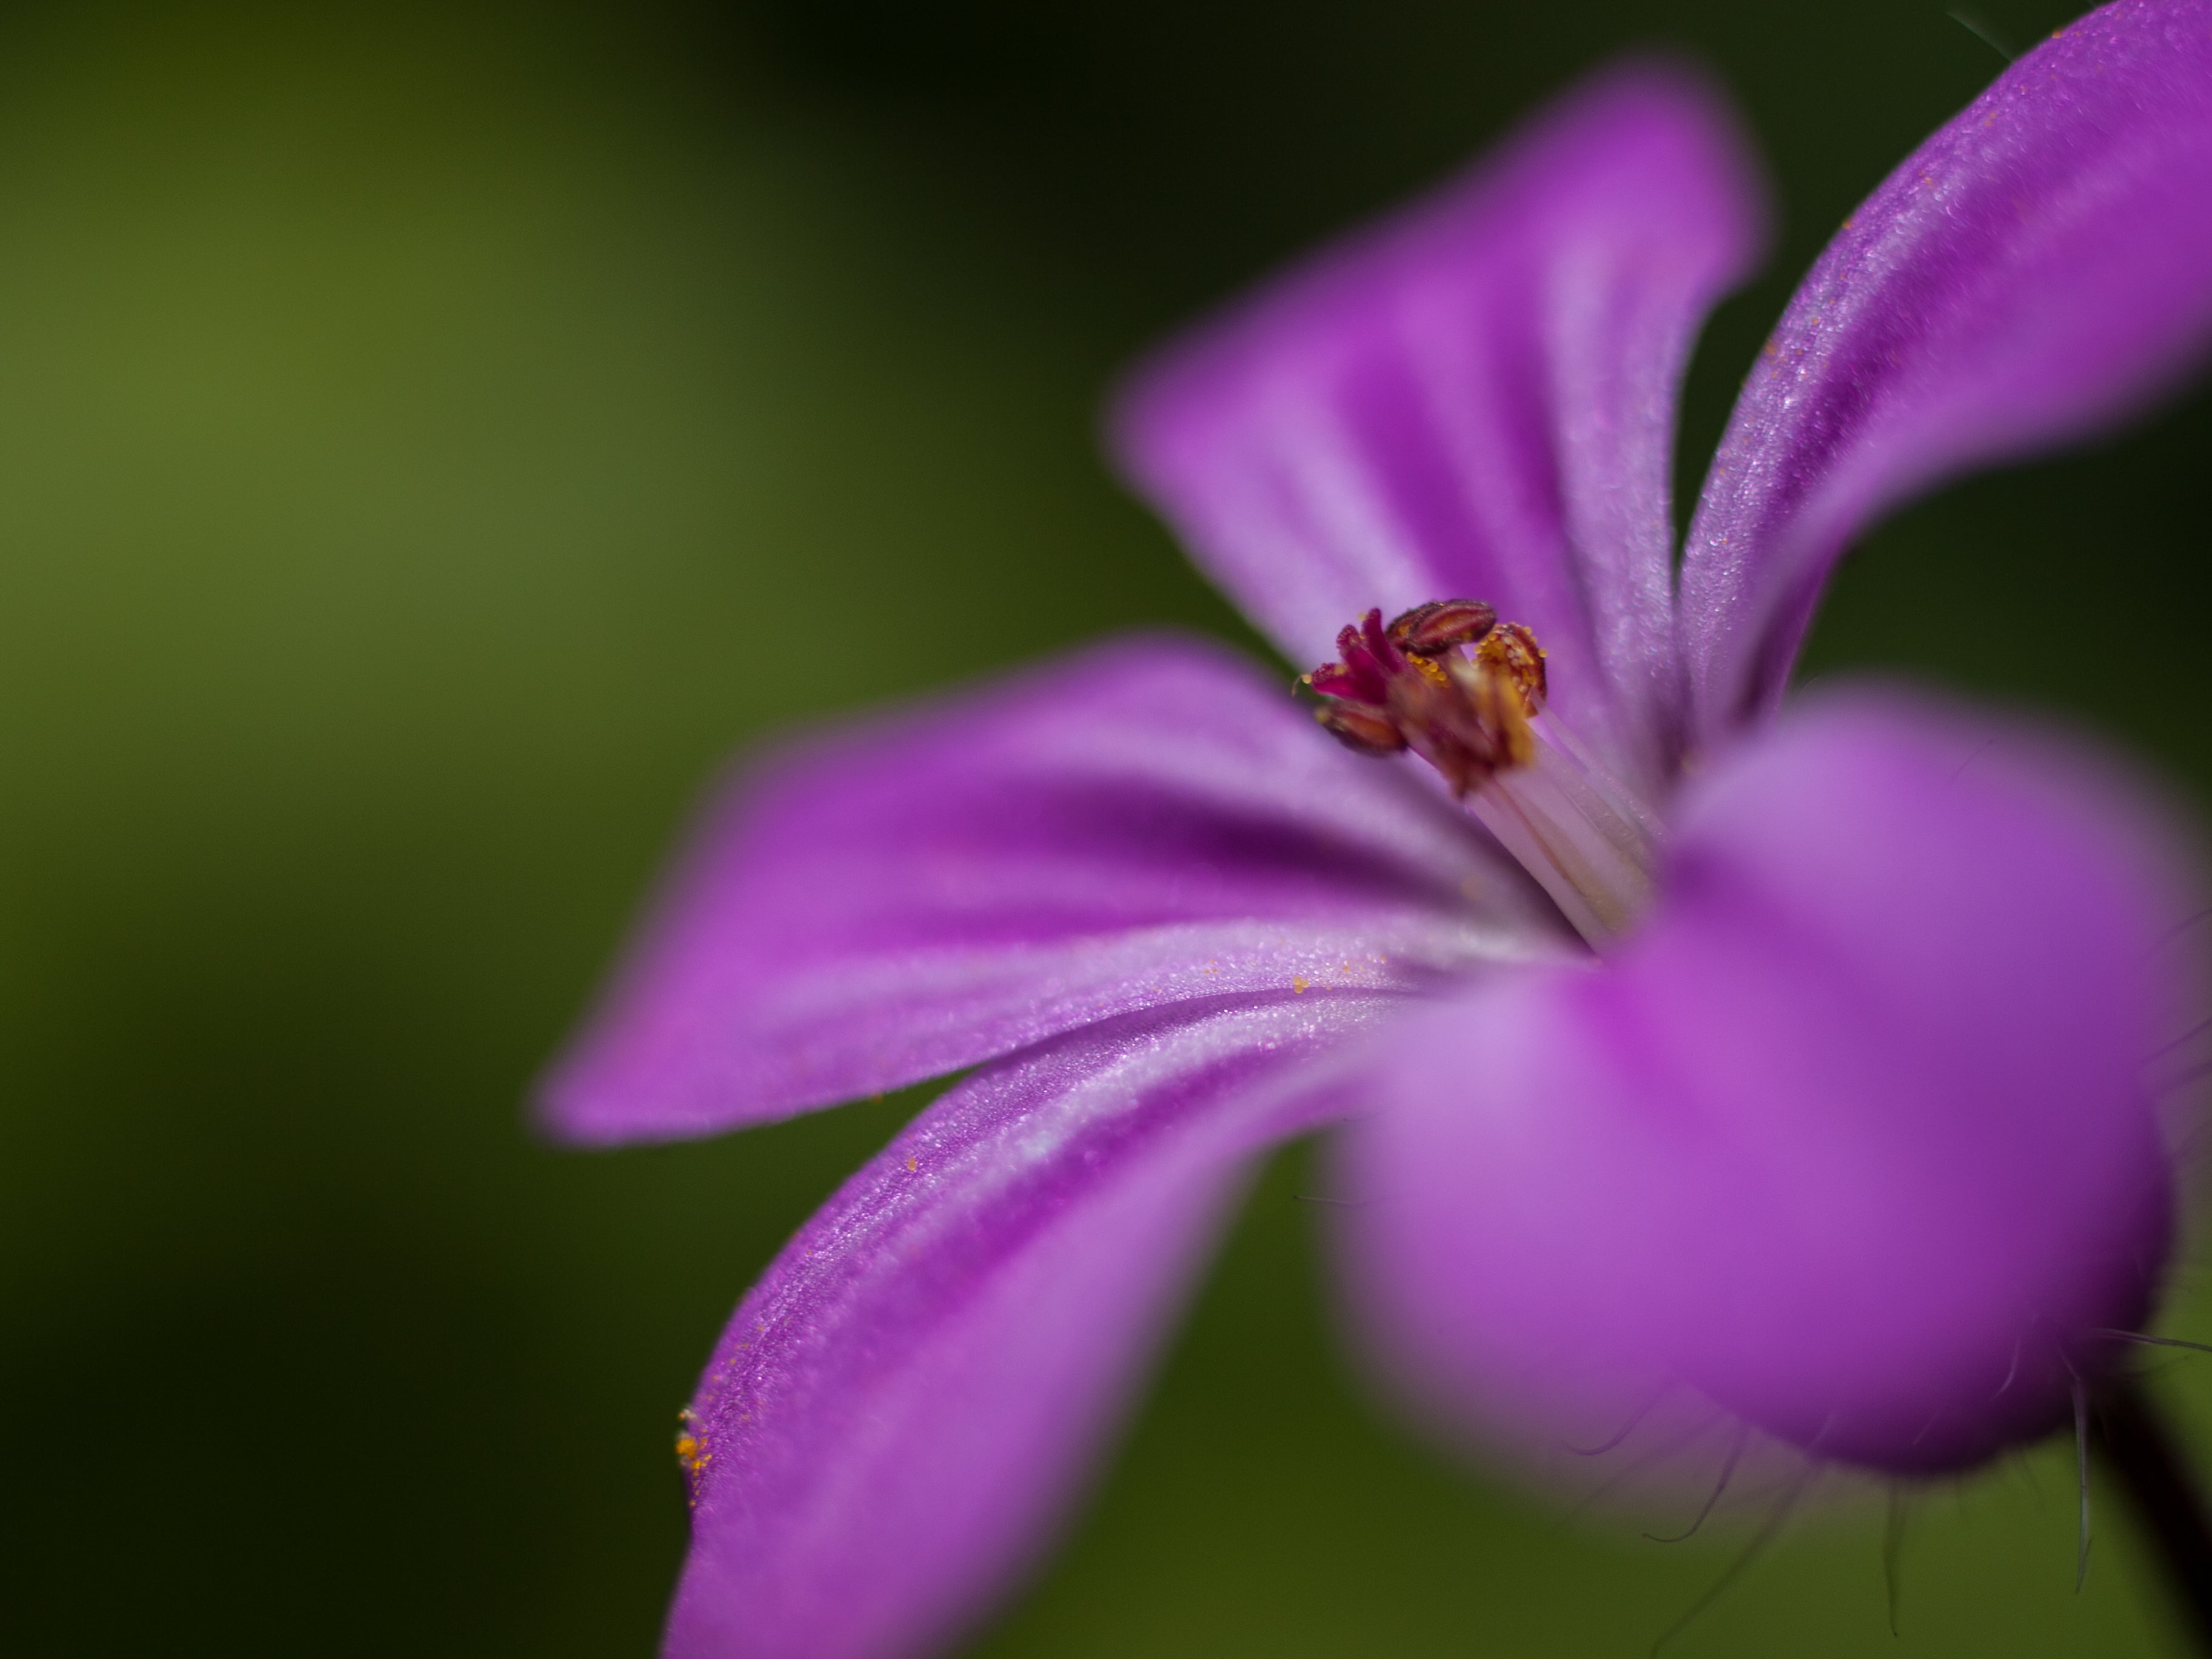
1683,0 -> 2212,740
1339,686 -> 2193,1475
1111,62 -> 1766,788
541,634 -> 1564,1144
664,991 -> 1387,1659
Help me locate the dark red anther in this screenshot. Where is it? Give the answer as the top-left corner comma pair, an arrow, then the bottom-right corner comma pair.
1387,598 -> 1497,656
1313,700 -> 1406,756
1299,597 -> 1548,795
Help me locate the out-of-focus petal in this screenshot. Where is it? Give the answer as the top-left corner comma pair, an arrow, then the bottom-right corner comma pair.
1339,688 -> 2194,1475
1111,62 -> 1766,788
1683,0 -> 2212,740
663,991 -> 1386,1659
541,634 -> 1564,1144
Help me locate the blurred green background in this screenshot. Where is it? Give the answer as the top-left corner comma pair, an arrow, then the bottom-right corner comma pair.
5,1 -> 2211,1653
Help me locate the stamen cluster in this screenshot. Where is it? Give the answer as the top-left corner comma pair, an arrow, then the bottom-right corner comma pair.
1302,600 -> 1549,797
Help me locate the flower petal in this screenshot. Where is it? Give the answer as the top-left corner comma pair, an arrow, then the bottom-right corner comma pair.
1683,0 -> 2212,739
1339,687 -> 2194,1476
663,992 -> 1384,1659
1111,61 -> 1767,788
541,634 -> 1564,1144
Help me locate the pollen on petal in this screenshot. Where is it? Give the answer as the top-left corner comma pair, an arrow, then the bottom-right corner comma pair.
676,1410 -> 713,1500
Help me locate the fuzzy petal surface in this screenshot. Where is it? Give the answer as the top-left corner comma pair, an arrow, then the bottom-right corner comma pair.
1112,62 -> 1766,787
1341,688 -> 2192,1475
1684,0 -> 2212,739
663,991 -> 1387,1659
542,634 -> 1563,1143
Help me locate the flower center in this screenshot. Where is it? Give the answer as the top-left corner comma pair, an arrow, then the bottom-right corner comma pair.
1301,602 -> 1662,947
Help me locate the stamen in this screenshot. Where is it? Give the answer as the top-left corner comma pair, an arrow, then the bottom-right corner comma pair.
1302,602 -> 1661,947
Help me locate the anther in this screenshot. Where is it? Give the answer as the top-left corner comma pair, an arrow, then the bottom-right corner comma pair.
1387,598 -> 1498,656
1299,599 -> 1660,947
1475,620 -> 1546,709
1299,603 -> 1544,797
1313,700 -> 1406,756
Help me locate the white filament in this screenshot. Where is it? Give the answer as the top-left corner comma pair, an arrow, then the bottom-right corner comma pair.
1466,714 -> 1663,949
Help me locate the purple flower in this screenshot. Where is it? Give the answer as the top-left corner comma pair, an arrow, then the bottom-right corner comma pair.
544,5 -> 2212,1655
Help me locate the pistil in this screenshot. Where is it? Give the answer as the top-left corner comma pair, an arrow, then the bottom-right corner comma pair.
1302,602 -> 1661,947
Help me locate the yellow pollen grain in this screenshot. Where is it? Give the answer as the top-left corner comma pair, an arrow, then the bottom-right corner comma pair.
1292,975 -> 1310,994
905,1156 -> 917,1172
